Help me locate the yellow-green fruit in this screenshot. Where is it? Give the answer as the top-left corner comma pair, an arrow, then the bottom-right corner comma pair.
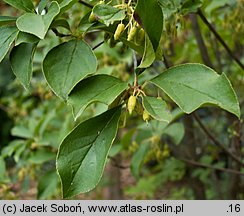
156,150 -> 164,161
128,95 -> 137,115
143,110 -> 150,122
114,23 -> 125,40
127,26 -> 138,41
162,145 -> 170,158
151,135 -> 160,144
89,12 -> 96,23
157,96 -> 162,100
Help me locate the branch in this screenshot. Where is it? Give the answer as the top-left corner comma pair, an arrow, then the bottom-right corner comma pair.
193,113 -> 244,167
189,13 -> 214,68
78,0 -> 93,9
197,9 -> 244,70
92,41 -> 104,50
179,157 -> 244,176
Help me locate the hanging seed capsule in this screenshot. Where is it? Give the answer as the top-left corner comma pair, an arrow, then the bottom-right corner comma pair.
127,26 -> 138,41
143,110 -> 150,122
114,23 -> 125,40
89,11 -> 97,23
157,96 -> 162,100
156,150 -> 164,161
128,95 -> 137,115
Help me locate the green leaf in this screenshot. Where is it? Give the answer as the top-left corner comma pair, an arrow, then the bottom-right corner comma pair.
15,32 -> 40,46
135,0 -> 163,51
93,4 -> 126,26
163,122 -> 185,145
68,74 -> 127,120
142,96 -> 172,123
150,63 -> 240,118
43,39 -> 97,100
10,43 -> 36,90
57,106 -> 121,198
0,26 -> 18,62
59,0 -> 78,14
37,170 -> 59,199
0,156 -> 7,182
37,0 -> 49,14
28,148 -> 56,164
181,0 -> 203,14
50,19 -> 71,31
0,16 -> 16,26
78,12 -> 95,33
16,1 -> 60,39
11,125 -> 33,139
138,34 -> 155,68
3,0 -> 35,12
131,142 -> 150,179
1,140 -> 26,158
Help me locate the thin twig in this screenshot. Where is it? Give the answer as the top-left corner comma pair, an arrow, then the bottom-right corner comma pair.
179,157 -> 244,176
197,9 -> 244,70
132,51 -> 138,88
193,113 -> 244,167
189,13 -> 214,68
92,41 -> 104,50
78,0 -> 93,8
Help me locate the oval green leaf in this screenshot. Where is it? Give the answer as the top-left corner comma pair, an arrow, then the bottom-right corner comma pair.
0,16 -> 16,26
3,0 -> 35,12
59,0 -> 78,14
138,34 -> 155,68
131,142 -> 150,179
135,0 -> 163,51
10,43 -> 36,90
16,1 -> 60,39
57,106 -> 121,198
0,26 -> 18,62
68,74 -> 127,120
37,170 -> 59,199
15,32 -> 40,46
142,96 -> 172,123
150,63 -> 240,118
93,4 -> 126,26
163,122 -> 185,145
43,39 -> 97,100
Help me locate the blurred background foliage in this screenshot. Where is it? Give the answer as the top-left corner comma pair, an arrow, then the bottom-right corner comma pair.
0,0 -> 244,199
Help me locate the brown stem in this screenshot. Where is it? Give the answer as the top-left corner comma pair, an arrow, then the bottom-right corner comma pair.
78,0 -> 93,8
179,158 -> 244,176
197,9 -> 244,70
92,41 -> 104,50
189,13 -> 214,68
193,113 -> 244,167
